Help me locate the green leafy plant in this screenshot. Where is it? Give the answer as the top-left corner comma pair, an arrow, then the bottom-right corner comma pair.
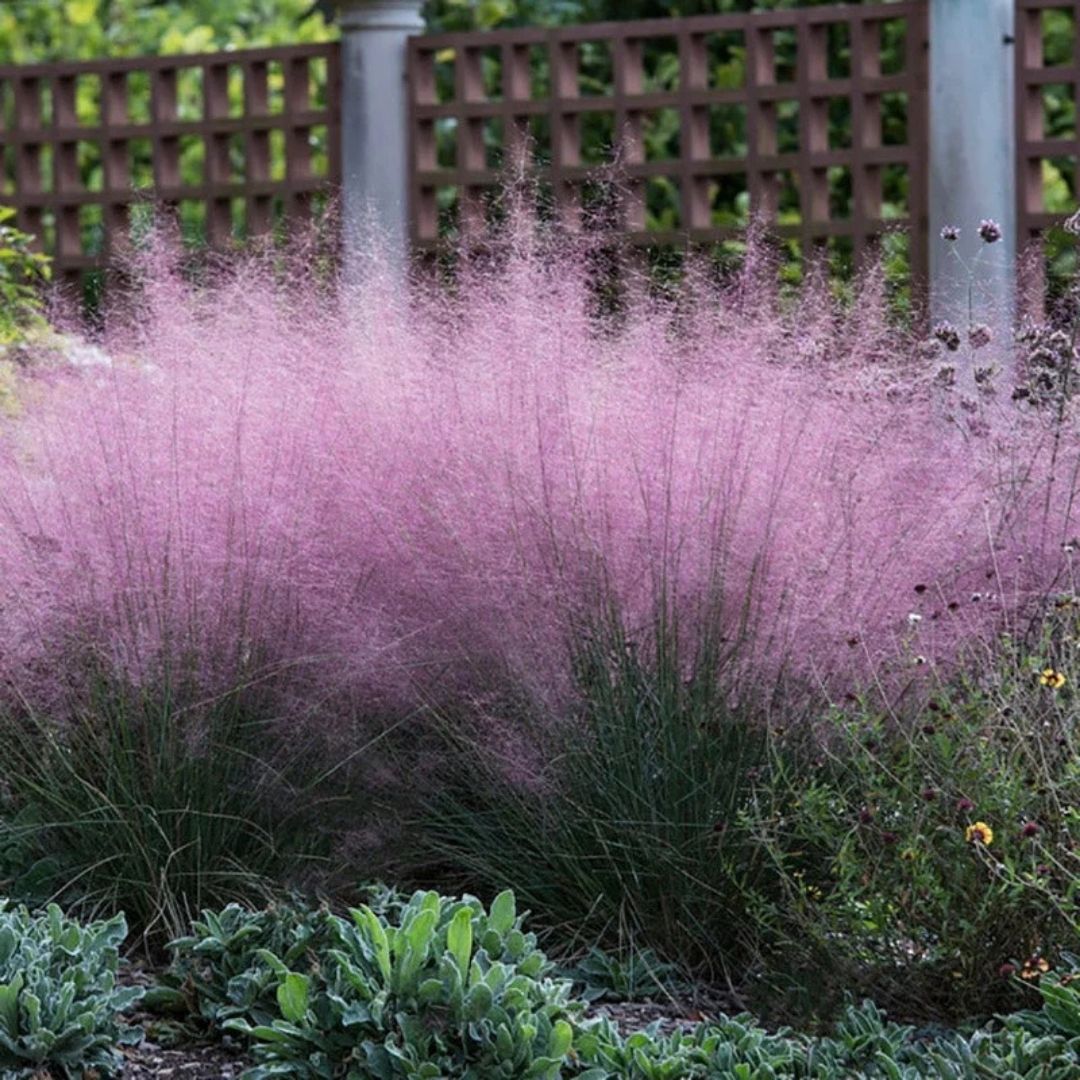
1009,953 -> 1080,1039
0,207 -> 50,344
226,889 -> 582,1079
0,0 -> 331,66
149,898 -> 330,1027
559,946 -> 684,1004
574,999 -> 1080,1079
748,603 -> 1080,1024
147,893 -> 1080,1079
0,901 -> 142,1078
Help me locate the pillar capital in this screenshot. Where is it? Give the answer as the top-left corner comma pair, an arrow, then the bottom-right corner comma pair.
337,0 -> 425,32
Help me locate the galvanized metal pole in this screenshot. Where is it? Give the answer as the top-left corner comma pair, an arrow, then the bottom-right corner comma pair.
929,0 -> 1016,342
337,0 -> 425,278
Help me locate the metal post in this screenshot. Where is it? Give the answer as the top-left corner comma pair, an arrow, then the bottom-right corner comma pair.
337,0 -> 425,278
929,0 -> 1016,345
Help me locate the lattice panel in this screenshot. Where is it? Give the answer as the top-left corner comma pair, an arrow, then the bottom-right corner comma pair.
408,2 -> 928,278
1017,0 -> 1080,304
0,43 -> 340,290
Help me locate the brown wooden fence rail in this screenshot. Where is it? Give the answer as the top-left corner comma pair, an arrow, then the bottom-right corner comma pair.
10,1 -> 1080,304
0,42 -> 340,290
407,1 -> 929,281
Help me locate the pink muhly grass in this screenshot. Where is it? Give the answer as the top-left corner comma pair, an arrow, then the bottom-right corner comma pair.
0,224 -> 1074,738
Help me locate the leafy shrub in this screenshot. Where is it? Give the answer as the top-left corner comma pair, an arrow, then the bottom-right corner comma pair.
426,605 -> 775,977
151,898 -> 330,1027
226,889 -> 582,1079
0,901 -> 141,1078
0,207 -> 49,344
748,603 -> 1080,1024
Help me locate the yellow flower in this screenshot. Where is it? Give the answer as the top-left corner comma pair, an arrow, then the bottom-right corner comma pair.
1040,667 -> 1067,689
965,821 -> 993,846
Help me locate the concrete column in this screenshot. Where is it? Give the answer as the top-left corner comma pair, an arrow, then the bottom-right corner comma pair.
337,0 -> 425,278
929,0 -> 1016,340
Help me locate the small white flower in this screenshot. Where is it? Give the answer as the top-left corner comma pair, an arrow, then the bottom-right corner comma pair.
907,612 -> 923,625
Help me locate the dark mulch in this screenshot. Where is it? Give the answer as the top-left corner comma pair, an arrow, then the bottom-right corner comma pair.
118,1037 -> 250,1080
589,985 -> 745,1039
115,964 -> 253,1079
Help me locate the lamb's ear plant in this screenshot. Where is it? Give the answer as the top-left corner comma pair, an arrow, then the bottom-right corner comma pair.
0,901 -> 142,1078
574,998 -> 1080,1080
227,889 -> 582,1079
149,898 -> 330,1027
559,945 -> 684,1004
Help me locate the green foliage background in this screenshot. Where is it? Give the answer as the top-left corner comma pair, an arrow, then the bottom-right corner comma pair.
425,0 -> 884,33
0,0 -> 889,64
0,0 -> 332,64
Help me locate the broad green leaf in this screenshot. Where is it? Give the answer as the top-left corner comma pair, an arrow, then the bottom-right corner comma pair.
488,890 -> 516,935
548,1019 -> 572,1059
403,908 -> 438,959
0,973 -> 23,1037
352,907 -> 391,982
446,907 -> 473,977
276,972 -> 309,1024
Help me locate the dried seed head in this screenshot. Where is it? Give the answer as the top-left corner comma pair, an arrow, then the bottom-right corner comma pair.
933,323 -> 961,352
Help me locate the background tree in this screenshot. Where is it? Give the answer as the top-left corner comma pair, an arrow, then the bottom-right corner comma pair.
0,0 -> 331,64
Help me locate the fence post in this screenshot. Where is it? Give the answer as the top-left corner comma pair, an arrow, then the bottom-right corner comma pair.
337,0 -> 425,278
929,0 -> 1016,345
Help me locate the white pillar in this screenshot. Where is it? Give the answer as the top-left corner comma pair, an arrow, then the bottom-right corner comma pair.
337,0 -> 425,278
929,0 -> 1016,338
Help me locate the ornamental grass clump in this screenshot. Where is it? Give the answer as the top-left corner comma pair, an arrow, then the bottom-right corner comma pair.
0,216 -> 1077,950
0,224 -> 1071,708
423,601 -> 775,977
